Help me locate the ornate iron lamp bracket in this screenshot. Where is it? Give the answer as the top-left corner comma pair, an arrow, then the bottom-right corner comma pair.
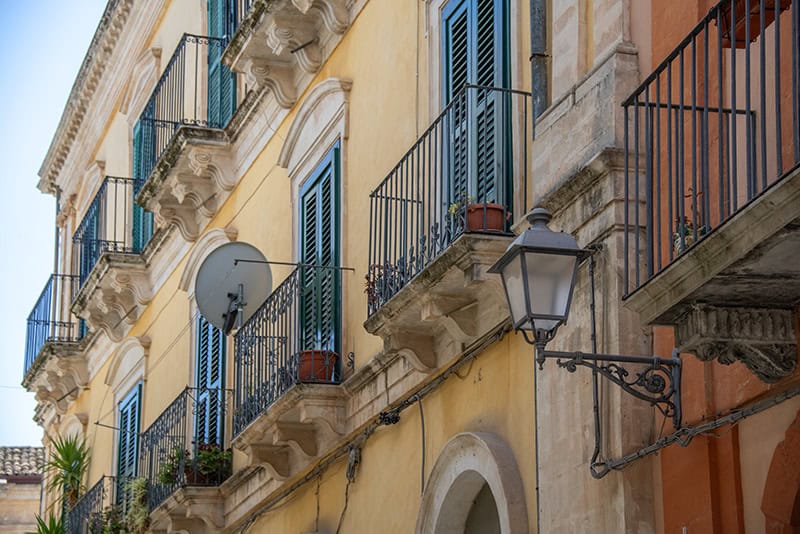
539,349 -> 683,430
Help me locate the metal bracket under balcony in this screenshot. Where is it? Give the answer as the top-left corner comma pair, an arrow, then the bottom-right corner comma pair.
621,0 -> 800,383
222,0 -> 351,108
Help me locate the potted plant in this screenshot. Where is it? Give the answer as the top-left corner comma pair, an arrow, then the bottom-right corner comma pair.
673,216 -> 708,254
719,0 -> 790,48
43,435 -> 90,510
157,447 -> 189,485
124,478 -> 149,534
448,193 -> 507,232
88,506 -> 124,534
297,350 -> 339,382
194,443 -> 233,484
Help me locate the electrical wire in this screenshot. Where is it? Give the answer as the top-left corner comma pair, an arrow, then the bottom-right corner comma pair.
334,479 -> 352,534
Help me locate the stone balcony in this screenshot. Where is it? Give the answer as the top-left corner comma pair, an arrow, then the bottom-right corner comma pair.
222,0 -> 351,108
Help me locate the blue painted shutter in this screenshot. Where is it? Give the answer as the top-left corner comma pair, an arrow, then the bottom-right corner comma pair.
195,315 -> 225,446
207,0 -> 236,127
116,384 -> 141,504
299,146 -> 340,355
443,0 -> 508,206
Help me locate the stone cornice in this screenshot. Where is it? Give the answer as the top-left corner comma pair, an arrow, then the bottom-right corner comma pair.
37,0 -> 132,194
37,0 -> 168,197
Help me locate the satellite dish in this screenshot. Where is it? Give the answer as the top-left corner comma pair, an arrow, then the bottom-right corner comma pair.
195,242 -> 272,334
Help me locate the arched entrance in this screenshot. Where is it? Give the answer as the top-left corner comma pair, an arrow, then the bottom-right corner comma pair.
416,432 -> 528,534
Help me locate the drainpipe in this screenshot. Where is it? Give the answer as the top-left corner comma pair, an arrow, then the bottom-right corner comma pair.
530,0 -> 548,138
530,1 -> 548,530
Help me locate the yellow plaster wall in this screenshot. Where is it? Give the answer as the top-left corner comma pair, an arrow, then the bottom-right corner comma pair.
247,334 -> 538,533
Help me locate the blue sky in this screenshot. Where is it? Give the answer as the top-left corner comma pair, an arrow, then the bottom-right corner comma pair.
0,1 -> 107,445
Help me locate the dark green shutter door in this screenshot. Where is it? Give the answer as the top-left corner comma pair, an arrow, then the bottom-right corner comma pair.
300,147 -> 340,355
117,384 -> 141,503
207,0 -> 236,127
132,119 -> 154,252
195,315 -> 225,446
443,0 -> 508,206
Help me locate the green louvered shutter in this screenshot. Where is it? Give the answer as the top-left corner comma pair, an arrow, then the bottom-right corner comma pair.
443,0 -> 509,208
116,384 -> 141,505
132,118 -> 154,252
195,315 -> 225,446
207,0 -> 236,128
299,145 -> 340,357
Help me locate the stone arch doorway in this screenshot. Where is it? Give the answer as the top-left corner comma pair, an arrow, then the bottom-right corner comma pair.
416,432 -> 528,534
762,410 -> 800,533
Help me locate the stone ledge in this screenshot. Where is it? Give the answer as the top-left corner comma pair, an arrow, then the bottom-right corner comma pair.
675,305 -> 797,383
624,164 -> 800,326
149,486 -> 225,534
71,253 -> 152,343
23,337 -> 93,415
136,127 -> 232,243
365,233 -> 511,373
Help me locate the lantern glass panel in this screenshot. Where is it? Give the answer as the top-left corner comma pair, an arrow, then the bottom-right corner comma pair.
500,253 -> 528,328
524,251 -> 578,331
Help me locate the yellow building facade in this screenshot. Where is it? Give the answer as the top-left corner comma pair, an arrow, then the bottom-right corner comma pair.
25,0 -> 800,532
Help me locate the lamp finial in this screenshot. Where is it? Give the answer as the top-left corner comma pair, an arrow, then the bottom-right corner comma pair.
527,207 -> 552,228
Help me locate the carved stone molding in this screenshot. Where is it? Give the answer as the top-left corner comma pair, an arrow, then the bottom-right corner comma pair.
150,487 -> 225,534
364,234 -> 512,375
232,384 -> 346,483
675,305 -> 798,382
72,254 -> 152,342
136,127 -> 232,242
23,338 -> 93,417
223,0 -> 353,109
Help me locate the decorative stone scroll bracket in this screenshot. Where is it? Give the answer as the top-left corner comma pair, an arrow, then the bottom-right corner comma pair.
25,341 -> 91,416
233,384 -> 346,484
675,305 -> 798,383
150,487 -> 225,534
364,234 -> 513,375
72,254 -> 152,343
137,128 -> 232,242
224,0 -> 351,108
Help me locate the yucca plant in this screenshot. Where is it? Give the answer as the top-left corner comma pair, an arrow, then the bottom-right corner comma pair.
28,514 -> 65,534
44,435 -> 90,508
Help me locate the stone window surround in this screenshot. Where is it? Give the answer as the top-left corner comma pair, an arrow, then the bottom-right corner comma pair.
416,432 -> 529,534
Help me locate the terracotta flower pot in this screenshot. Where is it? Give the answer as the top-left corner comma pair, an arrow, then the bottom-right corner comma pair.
719,0 -> 790,48
466,203 -> 506,232
298,350 -> 339,382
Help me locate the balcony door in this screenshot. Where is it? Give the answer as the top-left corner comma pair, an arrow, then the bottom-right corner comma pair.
299,144 -> 341,359
195,315 -> 225,447
442,0 -> 509,209
132,119 -> 154,251
116,384 -> 141,504
207,0 -> 236,127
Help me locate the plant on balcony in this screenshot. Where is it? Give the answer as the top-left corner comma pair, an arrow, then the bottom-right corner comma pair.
31,514 -> 64,534
364,263 -> 400,307
44,435 -> 90,508
123,478 -> 149,534
448,193 -> 507,232
157,447 -> 190,485
195,443 -> 233,483
673,216 -> 709,254
88,506 -> 124,534
297,350 -> 339,382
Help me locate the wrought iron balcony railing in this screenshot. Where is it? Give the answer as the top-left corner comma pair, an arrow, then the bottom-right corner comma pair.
66,476 -> 116,534
24,274 -> 83,377
139,387 -> 231,511
234,266 -> 342,437
134,34 -> 237,184
72,177 -> 151,288
367,85 -> 531,315
623,0 -> 799,296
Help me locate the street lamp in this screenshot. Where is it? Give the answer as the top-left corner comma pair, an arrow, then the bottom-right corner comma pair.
490,207 -> 683,473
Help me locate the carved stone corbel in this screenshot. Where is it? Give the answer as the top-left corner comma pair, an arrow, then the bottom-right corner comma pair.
384,329 -> 437,372
274,421 -> 318,457
241,57 -> 297,107
675,305 -> 798,382
292,0 -> 349,34
245,443 -> 291,480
